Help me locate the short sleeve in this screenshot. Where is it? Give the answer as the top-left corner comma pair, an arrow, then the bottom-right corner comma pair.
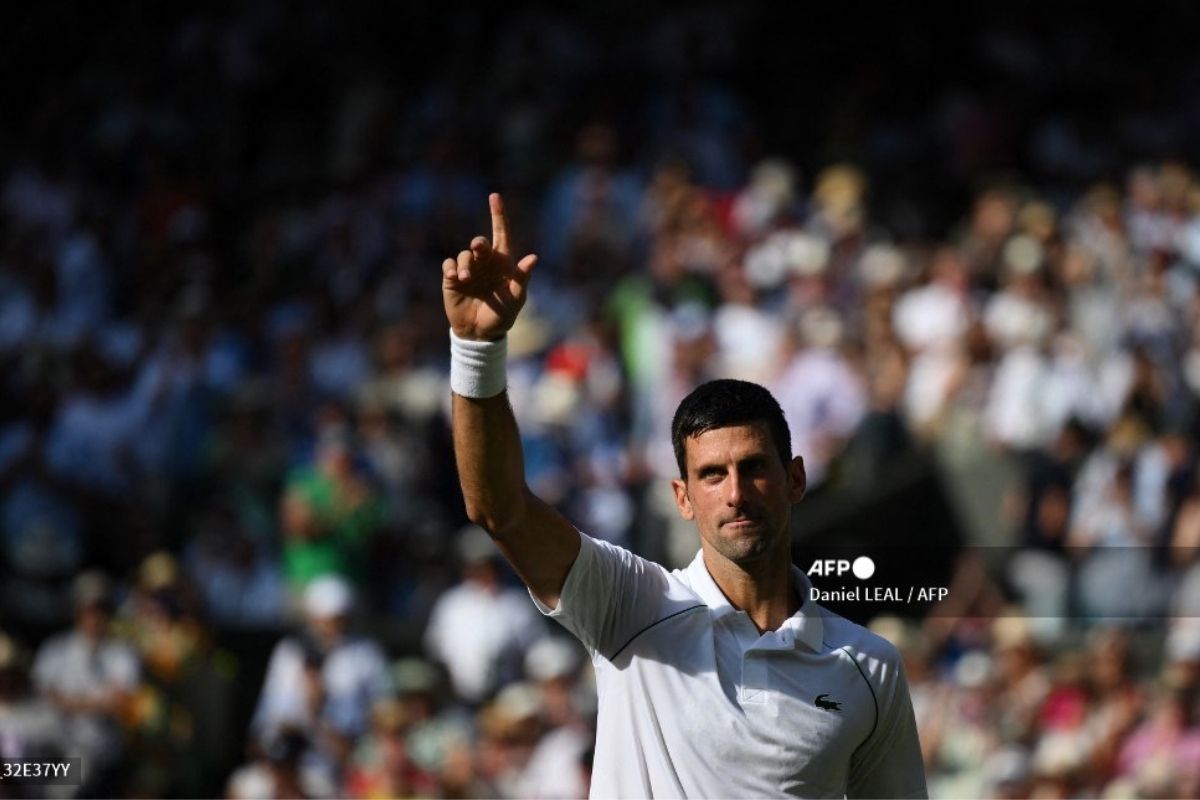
530,531 -> 685,660
846,656 -> 928,799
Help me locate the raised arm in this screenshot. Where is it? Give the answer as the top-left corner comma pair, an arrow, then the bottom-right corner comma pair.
443,193 -> 580,608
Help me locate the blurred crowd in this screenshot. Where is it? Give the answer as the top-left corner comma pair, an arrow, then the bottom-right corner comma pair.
3,3 -> 1200,798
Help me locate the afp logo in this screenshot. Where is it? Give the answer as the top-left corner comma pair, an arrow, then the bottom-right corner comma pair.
807,556 -> 875,580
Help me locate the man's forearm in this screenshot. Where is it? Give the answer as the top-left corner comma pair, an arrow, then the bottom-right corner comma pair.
443,195 -> 580,605
452,391 -> 529,536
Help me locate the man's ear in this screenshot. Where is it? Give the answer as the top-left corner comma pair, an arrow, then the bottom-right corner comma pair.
789,456 -> 807,503
671,478 -> 695,521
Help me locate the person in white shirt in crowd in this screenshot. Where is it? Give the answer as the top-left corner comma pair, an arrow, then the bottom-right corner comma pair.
710,258 -> 786,387
638,303 -> 721,567
423,524 -> 547,704
892,245 -> 974,437
441,193 -> 926,798
772,307 -> 867,489
250,574 -> 392,780
32,571 -> 140,798
515,636 -> 595,800
1069,457 -> 1171,618
982,236 -> 1058,452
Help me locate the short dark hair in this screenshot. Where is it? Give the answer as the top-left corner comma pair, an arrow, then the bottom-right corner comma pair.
671,379 -> 792,478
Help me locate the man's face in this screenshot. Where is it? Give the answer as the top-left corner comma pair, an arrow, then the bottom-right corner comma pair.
671,423 -> 805,569
308,613 -> 348,649
76,605 -> 110,641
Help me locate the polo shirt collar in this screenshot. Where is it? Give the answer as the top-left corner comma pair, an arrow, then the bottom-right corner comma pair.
685,550 -> 825,652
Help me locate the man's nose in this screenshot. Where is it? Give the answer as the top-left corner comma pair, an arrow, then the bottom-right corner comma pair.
725,470 -> 747,507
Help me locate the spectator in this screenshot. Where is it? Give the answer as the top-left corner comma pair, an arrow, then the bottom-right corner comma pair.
1113,677 -> 1200,798
892,246 -> 973,436
341,698 -> 439,799
390,657 -> 474,786
990,618 -> 1051,744
182,504 -> 286,629
423,526 -> 547,704
772,307 -> 867,488
32,571 -> 140,798
279,424 -> 387,592
0,372 -> 84,626
250,575 -> 392,784
1070,461 -> 1166,618
473,682 -> 545,798
1082,628 -> 1144,782
514,637 -> 594,799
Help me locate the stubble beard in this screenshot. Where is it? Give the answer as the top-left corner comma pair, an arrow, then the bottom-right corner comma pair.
706,518 -> 784,570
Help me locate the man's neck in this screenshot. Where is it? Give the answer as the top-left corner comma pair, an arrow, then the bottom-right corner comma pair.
702,546 -> 800,633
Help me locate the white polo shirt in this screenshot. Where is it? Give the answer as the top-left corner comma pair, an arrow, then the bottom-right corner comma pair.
533,532 -> 927,799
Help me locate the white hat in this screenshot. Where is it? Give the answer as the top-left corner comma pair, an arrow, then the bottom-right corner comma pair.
304,575 -> 354,618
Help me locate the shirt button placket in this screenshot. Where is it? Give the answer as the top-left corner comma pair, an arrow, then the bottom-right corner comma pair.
740,651 -> 769,705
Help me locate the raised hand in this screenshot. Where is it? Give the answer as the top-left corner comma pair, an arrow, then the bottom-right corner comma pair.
442,193 -> 538,341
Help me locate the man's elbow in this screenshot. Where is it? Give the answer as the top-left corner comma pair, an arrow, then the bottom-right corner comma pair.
463,496 -> 527,541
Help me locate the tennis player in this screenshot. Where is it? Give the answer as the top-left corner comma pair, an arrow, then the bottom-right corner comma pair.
443,193 -> 927,798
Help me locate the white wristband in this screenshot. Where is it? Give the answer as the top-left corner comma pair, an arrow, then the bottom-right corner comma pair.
449,329 -> 508,398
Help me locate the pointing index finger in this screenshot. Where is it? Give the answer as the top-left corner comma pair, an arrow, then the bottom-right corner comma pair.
489,193 -> 509,255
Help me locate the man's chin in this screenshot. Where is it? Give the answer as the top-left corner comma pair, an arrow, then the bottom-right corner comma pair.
714,532 -> 778,567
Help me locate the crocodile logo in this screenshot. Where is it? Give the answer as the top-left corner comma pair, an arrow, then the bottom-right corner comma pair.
815,694 -> 841,711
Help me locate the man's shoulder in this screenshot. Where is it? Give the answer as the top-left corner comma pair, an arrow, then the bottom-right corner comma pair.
39,631 -> 133,659
266,634 -> 306,663
815,606 -> 904,673
331,636 -> 388,668
555,533 -> 704,619
583,533 -> 687,587
533,532 -> 706,660
33,631 -> 77,667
